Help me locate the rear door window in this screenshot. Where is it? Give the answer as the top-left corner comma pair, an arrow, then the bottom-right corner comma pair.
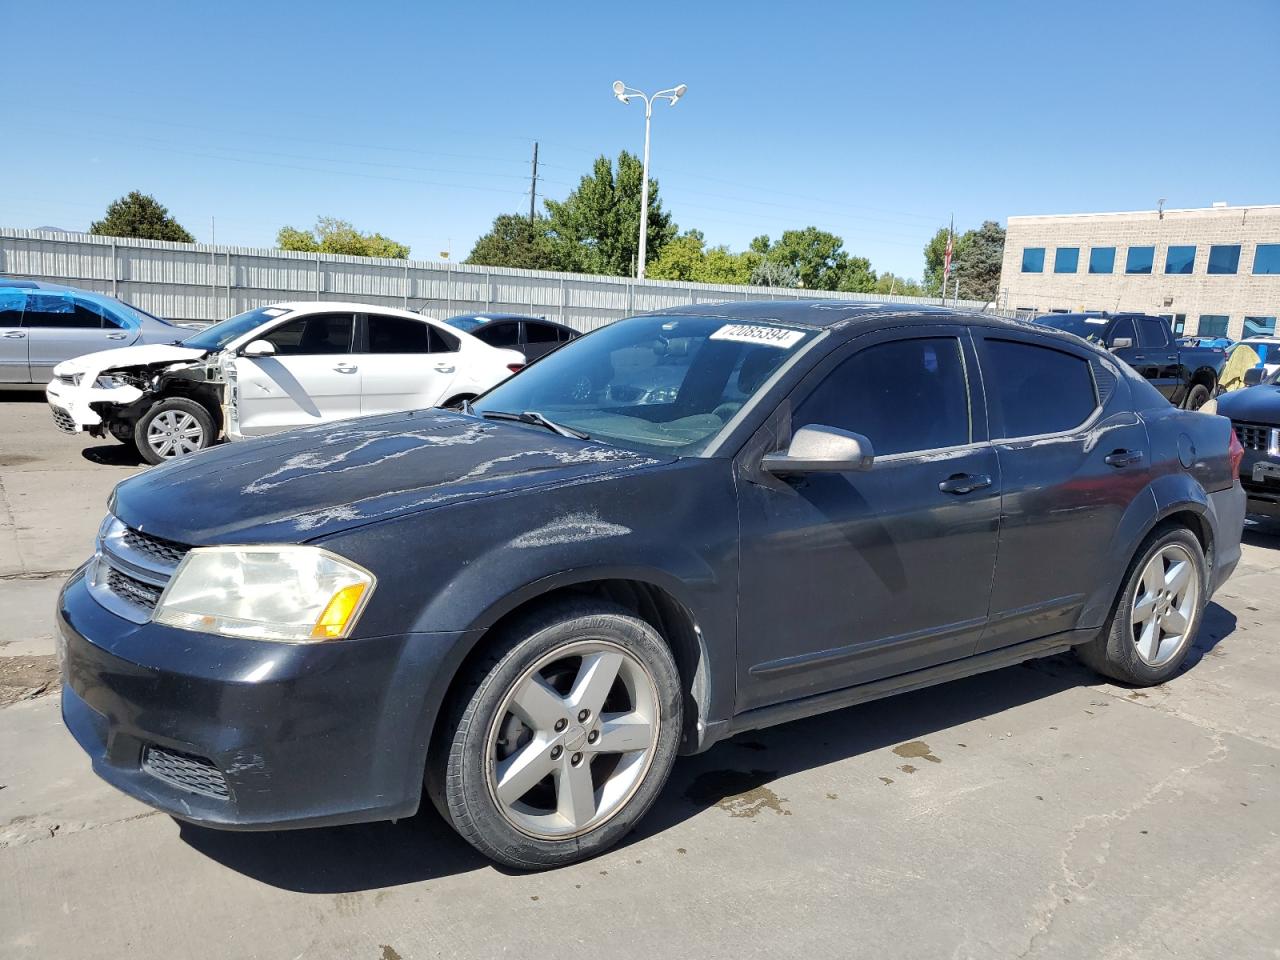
793,336 -> 971,456
473,321 -> 521,349
21,294 -> 103,328
525,321 -> 560,344
366,314 -> 431,353
1137,318 -> 1169,348
982,339 -> 1098,439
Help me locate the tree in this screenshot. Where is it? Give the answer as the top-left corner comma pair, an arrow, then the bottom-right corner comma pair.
647,230 -> 707,281
543,151 -> 676,276
750,227 -> 875,292
89,191 -> 194,243
922,220 -> 1006,300
872,272 -> 926,297
276,217 -> 409,258
465,213 -> 557,270
922,226 -> 954,296
750,258 -> 800,288
836,255 -> 877,294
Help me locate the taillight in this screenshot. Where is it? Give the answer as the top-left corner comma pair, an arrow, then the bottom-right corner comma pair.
506,363 -> 524,373
1228,427 -> 1244,481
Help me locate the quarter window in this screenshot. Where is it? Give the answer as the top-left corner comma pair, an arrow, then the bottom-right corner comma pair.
1125,246 -> 1155,274
1088,247 -> 1116,274
1207,244 -> 1240,275
261,313 -> 355,355
983,339 -> 1097,439
1254,244 -> 1280,275
1197,315 -> 1230,337
1021,248 -> 1045,273
1165,245 -> 1196,274
1054,247 -> 1079,273
793,337 -> 971,457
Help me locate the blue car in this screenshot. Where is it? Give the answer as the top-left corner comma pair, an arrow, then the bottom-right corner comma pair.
0,278 -> 186,386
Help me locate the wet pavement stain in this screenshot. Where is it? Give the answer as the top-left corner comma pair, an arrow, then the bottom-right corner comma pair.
892,740 -> 942,764
879,777 -> 894,786
684,769 -> 792,818
380,947 -> 403,960
898,764 -> 918,774
825,792 -> 838,800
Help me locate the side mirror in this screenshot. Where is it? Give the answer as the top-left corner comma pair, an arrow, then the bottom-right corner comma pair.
242,339 -> 276,358
762,425 -> 875,475
1109,337 -> 1134,351
1244,366 -> 1265,386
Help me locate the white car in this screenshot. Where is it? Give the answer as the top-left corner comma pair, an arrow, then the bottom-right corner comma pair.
46,302 -> 525,464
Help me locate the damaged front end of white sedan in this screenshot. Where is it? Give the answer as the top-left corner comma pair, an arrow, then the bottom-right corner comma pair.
46,343 -> 226,464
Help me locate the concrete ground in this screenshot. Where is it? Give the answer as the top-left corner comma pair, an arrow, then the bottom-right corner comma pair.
2,390 -> 1279,960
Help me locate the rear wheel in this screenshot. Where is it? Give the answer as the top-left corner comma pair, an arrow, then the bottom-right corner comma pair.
432,601 -> 682,870
1182,382 -> 1212,410
1076,526 -> 1206,685
134,398 -> 214,465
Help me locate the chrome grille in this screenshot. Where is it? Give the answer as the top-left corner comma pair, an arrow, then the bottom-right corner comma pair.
142,746 -> 229,800
88,517 -> 190,623
1233,421 -> 1275,453
48,404 -> 77,434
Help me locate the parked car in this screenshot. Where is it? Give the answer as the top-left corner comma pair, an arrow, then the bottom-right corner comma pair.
46,302 -> 524,464
442,313 -> 578,362
58,301 -> 1244,870
1179,335 -> 1234,350
1035,312 -> 1228,409
1217,364 -> 1280,519
0,278 -> 186,386
1236,337 -> 1280,377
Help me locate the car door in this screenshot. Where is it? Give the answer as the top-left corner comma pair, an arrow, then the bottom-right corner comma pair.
974,332 -> 1151,652
1136,316 -> 1183,401
0,290 -> 26,383
24,294 -> 140,382
358,313 -> 460,414
522,320 -> 563,361
734,326 -> 1001,712
232,312 -> 361,436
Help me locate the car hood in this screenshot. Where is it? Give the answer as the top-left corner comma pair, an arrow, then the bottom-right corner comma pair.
52,343 -> 206,376
110,410 -> 670,544
1217,384 -> 1280,424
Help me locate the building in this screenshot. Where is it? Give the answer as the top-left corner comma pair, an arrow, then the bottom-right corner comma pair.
998,203 -> 1280,340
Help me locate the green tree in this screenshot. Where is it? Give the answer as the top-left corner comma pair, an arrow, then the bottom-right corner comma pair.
465,213 -> 557,270
543,151 -> 676,276
702,245 -> 759,285
89,191 -> 194,243
277,217 -> 409,258
836,254 -> 877,293
922,226 -> 954,296
872,272 -> 926,297
954,220 -> 1005,303
647,229 -> 707,281
751,227 -> 874,291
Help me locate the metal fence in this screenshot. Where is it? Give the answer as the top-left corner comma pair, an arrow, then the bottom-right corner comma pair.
0,228 -> 994,330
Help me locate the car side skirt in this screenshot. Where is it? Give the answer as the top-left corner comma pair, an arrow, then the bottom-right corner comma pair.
703,629 -> 1094,751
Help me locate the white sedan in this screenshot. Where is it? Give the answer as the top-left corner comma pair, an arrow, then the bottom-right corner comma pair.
46,302 -> 525,464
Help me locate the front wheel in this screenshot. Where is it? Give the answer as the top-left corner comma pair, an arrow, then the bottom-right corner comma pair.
432,601 -> 682,870
1076,526 -> 1207,685
134,398 -> 215,465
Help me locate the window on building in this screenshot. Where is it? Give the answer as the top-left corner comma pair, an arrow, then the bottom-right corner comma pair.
1244,316 -> 1277,337
1197,315 -> 1230,337
1125,246 -> 1155,274
1168,314 -> 1187,335
1021,248 -> 1045,273
794,337 -> 971,456
1054,247 -> 1079,273
1207,244 -> 1241,275
1254,244 -> 1280,275
1164,245 -> 1196,274
983,339 -> 1098,439
1088,247 -> 1116,274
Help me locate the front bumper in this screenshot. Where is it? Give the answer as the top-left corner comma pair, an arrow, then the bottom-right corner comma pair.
58,568 -> 470,830
46,378 -> 141,432
1240,447 -> 1280,519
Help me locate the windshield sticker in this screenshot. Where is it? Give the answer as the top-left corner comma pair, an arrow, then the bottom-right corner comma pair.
263,307 -> 290,317
1085,318 -> 1109,325
710,324 -> 805,349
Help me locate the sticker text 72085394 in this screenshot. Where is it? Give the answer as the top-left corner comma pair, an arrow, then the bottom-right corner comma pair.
709,324 -> 806,349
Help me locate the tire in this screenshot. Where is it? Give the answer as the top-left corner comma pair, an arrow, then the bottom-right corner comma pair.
432,600 -> 682,870
1076,525 -> 1207,685
1182,383 -> 1212,410
134,397 -> 215,465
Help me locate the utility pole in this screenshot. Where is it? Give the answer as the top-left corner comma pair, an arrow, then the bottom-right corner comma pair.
529,141 -> 539,224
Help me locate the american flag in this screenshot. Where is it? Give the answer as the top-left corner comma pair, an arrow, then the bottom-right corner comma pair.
943,217 -> 954,284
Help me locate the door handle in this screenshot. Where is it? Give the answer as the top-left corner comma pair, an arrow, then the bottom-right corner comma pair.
334,363 -> 358,373
106,333 -> 128,340
2,331 -> 24,339
938,473 -> 992,495
433,364 -> 455,373
1104,449 -> 1143,468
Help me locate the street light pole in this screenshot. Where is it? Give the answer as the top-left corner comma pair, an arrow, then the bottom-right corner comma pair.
612,80 -> 687,281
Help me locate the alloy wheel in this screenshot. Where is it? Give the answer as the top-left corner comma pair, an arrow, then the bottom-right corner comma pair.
1130,543 -> 1200,666
484,639 -> 660,840
147,410 -> 205,459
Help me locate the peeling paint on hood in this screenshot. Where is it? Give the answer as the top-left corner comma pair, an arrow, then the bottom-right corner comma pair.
110,410 -> 672,544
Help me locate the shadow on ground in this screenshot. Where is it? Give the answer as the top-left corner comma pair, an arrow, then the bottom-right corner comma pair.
80,443 -> 145,467
181,602 -> 1235,892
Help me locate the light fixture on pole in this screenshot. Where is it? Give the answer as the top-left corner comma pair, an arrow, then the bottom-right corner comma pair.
612,80 -> 687,280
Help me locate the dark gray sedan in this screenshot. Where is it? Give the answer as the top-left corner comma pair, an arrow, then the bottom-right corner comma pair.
58,300 -> 1244,870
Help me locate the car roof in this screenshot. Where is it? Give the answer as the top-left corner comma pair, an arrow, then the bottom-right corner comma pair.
647,298 -> 1036,335
448,312 -> 560,324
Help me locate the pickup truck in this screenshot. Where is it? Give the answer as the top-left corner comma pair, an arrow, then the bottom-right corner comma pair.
1035,312 -> 1227,410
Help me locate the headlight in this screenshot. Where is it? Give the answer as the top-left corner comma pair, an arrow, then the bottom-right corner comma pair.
93,374 -> 130,389
153,545 -> 375,642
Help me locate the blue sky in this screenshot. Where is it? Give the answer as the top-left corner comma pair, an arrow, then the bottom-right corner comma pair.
4,0 -> 1277,279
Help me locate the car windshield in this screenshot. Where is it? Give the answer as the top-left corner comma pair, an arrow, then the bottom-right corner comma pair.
472,314 -> 819,456
1034,314 -> 1110,344
181,306 -> 293,351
